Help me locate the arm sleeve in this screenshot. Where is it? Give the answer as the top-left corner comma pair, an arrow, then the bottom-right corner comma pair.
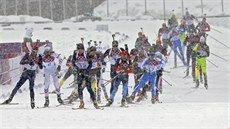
87,53 -> 92,70
20,53 -> 29,65
141,58 -> 148,70
103,49 -> 110,58
37,54 -> 43,69
72,51 -> 77,68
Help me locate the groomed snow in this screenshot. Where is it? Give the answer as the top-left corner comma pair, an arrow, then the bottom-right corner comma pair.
0,19 -> 229,128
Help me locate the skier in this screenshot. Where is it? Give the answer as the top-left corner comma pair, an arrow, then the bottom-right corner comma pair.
58,55 -> 78,89
168,28 -> 186,67
72,43 -> 99,109
177,19 -> 188,51
42,45 -> 64,107
132,50 -> 148,101
183,11 -> 197,34
184,33 -> 197,80
135,32 -> 143,49
88,46 -> 108,103
142,35 -> 151,51
154,51 -> 167,102
96,45 -> 109,102
168,14 -> 178,30
154,39 -> 164,53
103,41 -> 125,95
106,50 -> 132,107
193,36 -> 210,89
2,45 -> 43,109
130,52 -> 164,104
196,17 -> 211,39
158,23 -> 171,49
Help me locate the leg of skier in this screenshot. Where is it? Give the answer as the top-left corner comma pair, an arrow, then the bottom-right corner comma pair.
150,73 -> 157,104
28,71 -> 36,108
2,72 -> 28,104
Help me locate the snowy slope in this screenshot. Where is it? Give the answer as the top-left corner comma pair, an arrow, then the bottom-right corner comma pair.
0,19 -> 229,129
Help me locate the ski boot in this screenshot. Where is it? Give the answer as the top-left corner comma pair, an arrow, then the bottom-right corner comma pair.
79,100 -> 85,109
200,77 -> 203,84
68,94 -> 79,104
97,95 -> 101,104
204,77 -> 208,90
104,94 -> 109,101
129,93 -> 135,101
44,96 -> 49,107
151,96 -> 157,104
159,87 -> 163,94
57,94 -> 63,104
31,97 -> 35,109
173,62 -> 177,68
185,70 -> 189,77
120,97 -> 126,107
136,96 -> 142,102
93,101 -> 100,109
126,96 -> 134,104
193,77 -> 196,83
195,79 -> 199,88
182,60 -> 187,66
2,96 -> 13,104
105,99 -> 113,107
142,90 -> 148,99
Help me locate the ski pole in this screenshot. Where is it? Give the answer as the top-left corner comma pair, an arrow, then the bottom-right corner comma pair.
1,69 -> 28,85
163,70 -> 171,73
0,67 -> 21,76
81,37 -> 84,44
211,27 -> 223,34
207,59 -> 218,68
112,34 -> 115,41
140,27 -> 144,34
162,77 -> 172,86
209,35 -> 230,49
210,52 -> 227,62
103,70 -> 125,87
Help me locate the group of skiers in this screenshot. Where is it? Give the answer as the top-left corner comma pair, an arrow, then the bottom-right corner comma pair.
1,10 -> 211,109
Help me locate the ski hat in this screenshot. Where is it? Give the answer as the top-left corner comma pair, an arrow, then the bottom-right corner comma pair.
89,46 -> 96,52
32,44 -> 39,50
200,36 -> 205,43
112,40 -> 118,47
77,43 -> 85,50
44,45 -> 51,51
162,23 -> 166,27
149,51 -> 155,56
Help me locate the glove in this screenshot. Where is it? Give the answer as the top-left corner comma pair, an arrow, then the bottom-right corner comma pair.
102,67 -> 105,73
57,66 -> 61,73
157,69 -> 163,76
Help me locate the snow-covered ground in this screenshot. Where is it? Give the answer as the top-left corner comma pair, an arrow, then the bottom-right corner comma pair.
0,19 -> 229,129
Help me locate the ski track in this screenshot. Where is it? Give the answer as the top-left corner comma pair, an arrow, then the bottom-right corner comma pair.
0,20 -> 229,129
